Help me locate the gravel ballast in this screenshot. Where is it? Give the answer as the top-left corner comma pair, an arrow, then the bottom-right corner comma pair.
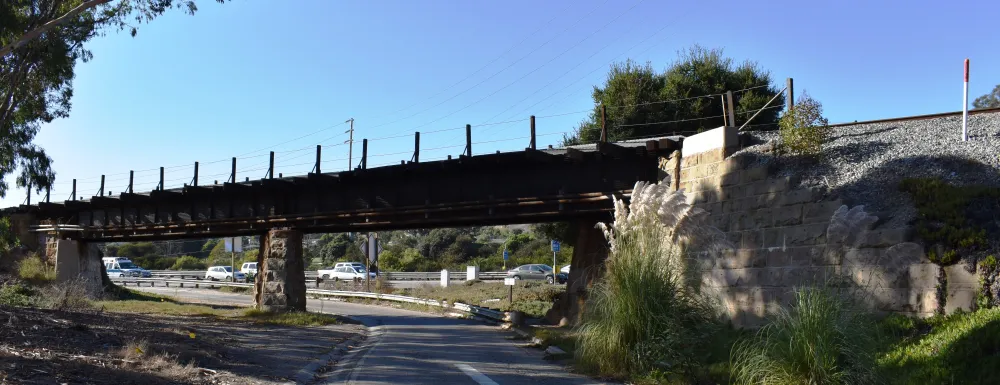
733,111 -> 1000,228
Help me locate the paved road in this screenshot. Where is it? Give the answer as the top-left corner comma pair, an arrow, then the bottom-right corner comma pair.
134,287 -> 608,385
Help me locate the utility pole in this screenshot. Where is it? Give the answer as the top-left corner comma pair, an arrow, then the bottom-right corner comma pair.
345,118 -> 355,170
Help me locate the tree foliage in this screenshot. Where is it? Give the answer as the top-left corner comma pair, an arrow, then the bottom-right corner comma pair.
0,0 -> 224,198
564,46 -> 782,145
973,84 -> 1000,109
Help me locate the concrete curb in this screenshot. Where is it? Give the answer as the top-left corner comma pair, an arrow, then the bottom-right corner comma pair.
289,314 -> 370,384
290,332 -> 366,384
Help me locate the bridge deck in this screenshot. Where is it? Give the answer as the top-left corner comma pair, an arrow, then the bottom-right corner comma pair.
4,138 -> 679,241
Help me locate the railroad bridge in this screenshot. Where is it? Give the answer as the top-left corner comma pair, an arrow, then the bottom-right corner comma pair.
3,136 -> 681,312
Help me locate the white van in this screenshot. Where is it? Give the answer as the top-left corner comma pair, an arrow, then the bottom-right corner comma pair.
240,262 -> 258,275
103,257 -> 151,278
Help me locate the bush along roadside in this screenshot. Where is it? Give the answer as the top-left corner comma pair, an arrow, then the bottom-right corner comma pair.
899,178 -> 1000,312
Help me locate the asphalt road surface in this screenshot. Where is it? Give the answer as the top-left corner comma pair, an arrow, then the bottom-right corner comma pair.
135,287 -> 609,385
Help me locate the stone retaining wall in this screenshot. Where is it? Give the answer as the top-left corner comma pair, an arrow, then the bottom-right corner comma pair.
255,229 -> 306,312
676,127 -> 975,327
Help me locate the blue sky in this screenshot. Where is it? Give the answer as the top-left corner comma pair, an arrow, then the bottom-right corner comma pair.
3,0 -> 999,207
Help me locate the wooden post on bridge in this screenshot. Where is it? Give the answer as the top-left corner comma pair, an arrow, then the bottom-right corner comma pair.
268,152 -> 275,179
465,124 -> 472,157
361,139 -> 368,170
45,186 -> 50,203
600,104 -> 607,143
529,115 -> 536,150
192,163 -> 198,187
71,179 -> 76,201
159,167 -> 164,190
230,157 -> 236,183
726,90 -> 736,128
413,132 -> 420,163
314,145 -> 322,174
786,77 -> 794,111
99,175 -> 105,196
129,171 -> 134,193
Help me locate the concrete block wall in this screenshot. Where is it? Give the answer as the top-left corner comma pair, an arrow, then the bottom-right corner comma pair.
674,127 -> 957,327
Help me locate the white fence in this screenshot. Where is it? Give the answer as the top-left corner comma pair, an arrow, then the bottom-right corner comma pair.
146,270 -> 508,281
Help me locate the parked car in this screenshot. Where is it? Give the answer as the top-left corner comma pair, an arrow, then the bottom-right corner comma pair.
103,258 -> 151,278
560,265 -> 570,274
317,262 -> 375,282
241,262 -> 258,275
205,266 -> 246,282
506,264 -> 567,284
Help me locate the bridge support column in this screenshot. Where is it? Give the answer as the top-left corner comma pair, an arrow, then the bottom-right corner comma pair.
49,237 -> 105,298
254,229 -> 306,312
546,221 -> 608,326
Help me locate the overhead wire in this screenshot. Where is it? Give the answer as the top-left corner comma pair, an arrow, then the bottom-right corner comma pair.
368,0 -> 612,136
420,0 -> 646,141
364,1 -> 577,123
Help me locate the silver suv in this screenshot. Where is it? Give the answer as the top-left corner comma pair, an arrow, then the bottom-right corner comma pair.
506,264 -> 566,284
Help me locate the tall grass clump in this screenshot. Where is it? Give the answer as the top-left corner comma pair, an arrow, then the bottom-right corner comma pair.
575,178 -> 729,379
731,287 -> 881,385
730,205 -> 912,385
17,253 -> 55,284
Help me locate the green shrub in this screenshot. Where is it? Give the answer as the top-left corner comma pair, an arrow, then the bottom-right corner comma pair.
0,284 -> 37,307
778,92 -> 830,157
169,255 -> 207,270
731,287 -> 881,385
899,178 -> 999,266
17,254 -> 55,283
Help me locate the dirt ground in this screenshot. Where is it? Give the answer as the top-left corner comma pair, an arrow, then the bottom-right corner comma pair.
0,304 -> 364,384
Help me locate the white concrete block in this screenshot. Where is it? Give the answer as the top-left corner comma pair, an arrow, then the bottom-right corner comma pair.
440,269 -> 449,287
466,265 -> 479,281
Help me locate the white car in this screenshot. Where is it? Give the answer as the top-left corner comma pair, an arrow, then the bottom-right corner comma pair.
241,262 -> 258,276
560,265 -> 570,274
317,262 -> 375,281
205,266 -> 246,282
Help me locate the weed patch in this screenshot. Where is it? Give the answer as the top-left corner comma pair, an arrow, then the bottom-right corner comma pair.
731,287 -> 882,385
401,280 -> 562,318
218,285 -> 250,294
241,309 -> 345,326
17,254 -> 55,284
879,308 -> 1000,384
95,298 -> 239,317
0,283 -> 37,307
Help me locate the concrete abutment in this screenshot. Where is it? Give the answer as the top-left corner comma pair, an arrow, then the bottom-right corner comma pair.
47,236 -> 104,298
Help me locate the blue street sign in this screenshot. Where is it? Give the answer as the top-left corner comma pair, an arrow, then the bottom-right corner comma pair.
503,249 -> 509,260
551,240 -> 560,252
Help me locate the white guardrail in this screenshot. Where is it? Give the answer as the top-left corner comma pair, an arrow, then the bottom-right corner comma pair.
114,278 -> 505,321
146,270 -> 509,281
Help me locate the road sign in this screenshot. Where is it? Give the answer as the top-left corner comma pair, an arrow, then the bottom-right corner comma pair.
503,249 -> 509,260
368,234 -> 378,263
225,237 -> 243,252
504,278 -> 516,286
551,240 -> 560,252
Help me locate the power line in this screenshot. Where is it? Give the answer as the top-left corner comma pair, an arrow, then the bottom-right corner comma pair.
478,4 -> 693,131
365,2 -> 577,124
419,0 -> 646,142
616,114 -> 726,128
368,0 -> 612,136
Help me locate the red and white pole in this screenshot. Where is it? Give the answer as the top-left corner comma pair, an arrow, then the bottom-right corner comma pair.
962,58 -> 969,141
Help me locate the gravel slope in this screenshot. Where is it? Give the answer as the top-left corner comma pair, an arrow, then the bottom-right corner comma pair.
733,111 -> 1000,227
